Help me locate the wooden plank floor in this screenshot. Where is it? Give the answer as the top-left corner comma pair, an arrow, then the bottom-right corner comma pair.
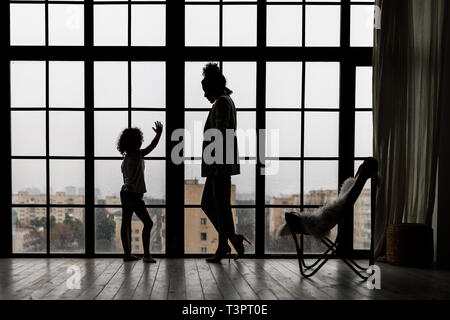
1,258 -> 450,300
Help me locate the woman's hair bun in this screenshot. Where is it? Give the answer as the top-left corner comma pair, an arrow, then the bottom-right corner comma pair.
202,63 -> 221,78
202,62 -> 232,95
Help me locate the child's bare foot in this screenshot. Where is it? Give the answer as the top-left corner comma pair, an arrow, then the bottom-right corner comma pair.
143,255 -> 157,263
123,254 -> 141,262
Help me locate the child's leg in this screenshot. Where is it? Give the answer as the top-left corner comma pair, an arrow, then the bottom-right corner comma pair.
121,206 -> 134,257
134,203 -> 155,262
120,191 -> 141,261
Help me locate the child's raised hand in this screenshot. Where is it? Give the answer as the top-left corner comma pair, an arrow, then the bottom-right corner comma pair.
153,121 -> 163,135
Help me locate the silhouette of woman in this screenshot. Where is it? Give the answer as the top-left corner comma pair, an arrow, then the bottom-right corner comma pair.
200,63 -> 251,263
117,122 -> 163,263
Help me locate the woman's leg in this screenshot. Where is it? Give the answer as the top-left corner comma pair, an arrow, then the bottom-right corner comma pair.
211,174 -> 235,250
134,199 -> 155,262
201,176 -> 219,230
343,157 -> 378,206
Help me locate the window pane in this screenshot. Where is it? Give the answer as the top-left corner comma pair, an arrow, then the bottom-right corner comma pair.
184,111 -> 208,158
185,160 -> 205,205
304,112 -> 339,157
305,5 -> 340,47
236,111 -> 256,158
95,160 -> 122,205
351,5 -> 374,47
94,111 -> 127,156
305,62 -> 340,109
11,111 -> 46,156
12,159 -> 46,203
50,111 -> 85,156
123,208 -> 166,254
94,5 -> 127,46
266,112 -> 301,157
11,61 -> 46,108
265,207 -> 296,254
49,4 -> 84,46
50,160 -> 85,204
95,160 -> 165,211
94,62 -> 128,108
131,4 -> 166,46
222,62 -> 256,109
12,207 -> 46,253
50,61 -> 84,108
131,111 -> 166,157
235,208 -> 255,254
185,61 -> 219,109
10,4 -> 45,46
184,160 -> 255,246
185,5 -> 219,46
232,161 -> 256,205
95,207 -> 120,253
356,67 -> 373,108
185,208 -> 215,253
265,160 -> 301,203
304,160 -> 339,205
132,62 -> 165,108
267,5 -> 302,47
355,111 -> 373,157
266,62 -> 302,108
143,160 -> 166,205
266,205 -> 337,254
185,207 -> 242,254
50,208 -> 85,253
354,160 -> 371,250
223,5 -> 257,47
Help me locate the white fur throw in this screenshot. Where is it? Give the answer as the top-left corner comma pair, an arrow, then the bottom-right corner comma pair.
277,177 -> 356,239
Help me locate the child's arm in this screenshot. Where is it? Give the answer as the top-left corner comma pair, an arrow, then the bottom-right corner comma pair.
141,121 -> 163,156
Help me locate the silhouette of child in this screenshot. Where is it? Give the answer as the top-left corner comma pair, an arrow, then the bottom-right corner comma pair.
117,122 -> 163,263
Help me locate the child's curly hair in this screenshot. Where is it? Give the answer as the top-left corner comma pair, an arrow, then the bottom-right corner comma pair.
117,128 -> 144,155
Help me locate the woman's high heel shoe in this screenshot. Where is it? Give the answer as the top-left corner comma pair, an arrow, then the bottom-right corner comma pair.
233,234 -> 252,261
205,245 -> 231,264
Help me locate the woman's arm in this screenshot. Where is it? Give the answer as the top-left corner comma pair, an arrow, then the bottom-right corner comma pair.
141,121 -> 163,157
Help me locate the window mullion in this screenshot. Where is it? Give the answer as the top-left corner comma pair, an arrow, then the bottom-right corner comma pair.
166,1 -> 185,257
85,0 -> 95,257
255,0 -> 267,257
3,0 -> 12,257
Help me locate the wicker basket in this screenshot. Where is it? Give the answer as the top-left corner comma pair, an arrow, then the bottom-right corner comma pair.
386,223 -> 433,268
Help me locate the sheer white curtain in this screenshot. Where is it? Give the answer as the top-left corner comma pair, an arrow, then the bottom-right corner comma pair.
373,0 -> 449,257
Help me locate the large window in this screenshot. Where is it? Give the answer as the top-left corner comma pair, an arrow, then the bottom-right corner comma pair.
8,0 -> 374,256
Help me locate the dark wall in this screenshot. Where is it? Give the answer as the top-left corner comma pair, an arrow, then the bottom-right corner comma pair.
437,89 -> 450,268
436,10 -> 450,268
